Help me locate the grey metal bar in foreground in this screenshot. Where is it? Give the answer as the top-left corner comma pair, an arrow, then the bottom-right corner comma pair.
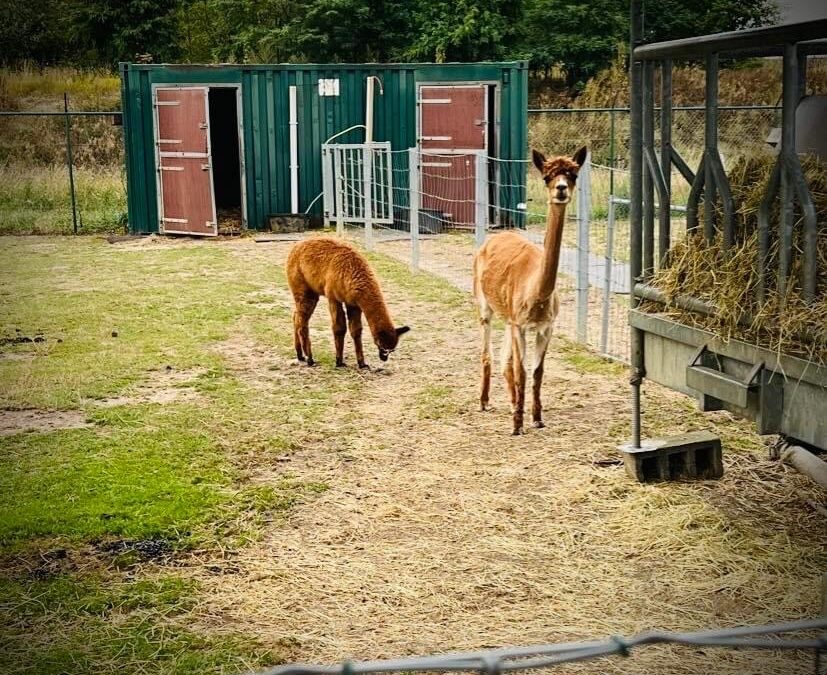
253,618 -> 827,675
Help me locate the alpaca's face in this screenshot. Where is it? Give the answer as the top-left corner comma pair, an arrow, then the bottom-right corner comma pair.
376,325 -> 410,361
532,146 -> 588,205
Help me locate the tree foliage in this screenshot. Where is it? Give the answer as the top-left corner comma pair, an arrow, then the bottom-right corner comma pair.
2,0 -> 778,86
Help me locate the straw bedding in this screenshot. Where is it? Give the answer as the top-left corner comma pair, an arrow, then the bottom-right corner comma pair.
183,240 -> 825,674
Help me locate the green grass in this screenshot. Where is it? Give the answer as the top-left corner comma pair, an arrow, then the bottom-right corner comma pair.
0,236 -> 343,671
558,341 -> 625,376
0,575 -> 277,675
0,166 -> 126,235
414,384 -> 459,420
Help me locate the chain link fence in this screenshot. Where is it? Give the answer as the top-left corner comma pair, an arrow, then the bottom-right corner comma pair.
0,96 -> 126,235
1,102 -> 780,362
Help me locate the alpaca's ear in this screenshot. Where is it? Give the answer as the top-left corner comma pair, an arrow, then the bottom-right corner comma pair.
572,146 -> 588,167
396,326 -> 410,336
531,149 -> 546,173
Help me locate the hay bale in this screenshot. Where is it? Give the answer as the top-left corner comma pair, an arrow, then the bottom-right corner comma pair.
646,152 -> 827,362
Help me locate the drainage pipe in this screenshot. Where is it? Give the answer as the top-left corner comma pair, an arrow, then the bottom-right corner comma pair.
782,445 -> 827,490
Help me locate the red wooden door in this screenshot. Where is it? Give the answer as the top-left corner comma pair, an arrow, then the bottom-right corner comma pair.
155,87 -> 217,236
419,85 -> 487,228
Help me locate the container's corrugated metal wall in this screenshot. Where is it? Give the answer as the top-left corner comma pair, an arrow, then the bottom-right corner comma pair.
121,62 -> 528,234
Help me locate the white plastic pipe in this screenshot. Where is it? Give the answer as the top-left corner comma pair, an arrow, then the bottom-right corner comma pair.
782,445 -> 827,489
289,85 -> 299,213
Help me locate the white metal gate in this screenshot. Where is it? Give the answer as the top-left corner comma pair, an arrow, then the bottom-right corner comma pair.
321,142 -> 393,244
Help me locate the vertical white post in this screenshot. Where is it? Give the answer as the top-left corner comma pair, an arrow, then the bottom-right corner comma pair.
334,148 -> 344,236
365,76 -> 375,144
289,85 -> 299,213
363,145 -> 374,250
474,151 -> 488,249
409,147 -> 420,271
576,152 -> 591,345
321,145 -> 333,227
601,196 -> 616,356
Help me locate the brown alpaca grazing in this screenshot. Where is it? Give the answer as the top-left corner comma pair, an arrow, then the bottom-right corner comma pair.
473,146 -> 587,435
286,237 -> 410,369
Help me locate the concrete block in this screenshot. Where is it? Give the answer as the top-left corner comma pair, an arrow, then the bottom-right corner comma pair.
268,213 -> 308,233
618,430 -> 723,483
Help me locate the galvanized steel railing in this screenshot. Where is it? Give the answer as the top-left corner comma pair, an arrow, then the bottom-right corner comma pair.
627,5 -> 827,448
253,617 -> 827,675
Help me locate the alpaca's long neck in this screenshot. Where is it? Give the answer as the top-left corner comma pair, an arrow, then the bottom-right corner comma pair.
357,286 -> 395,337
533,203 -> 567,300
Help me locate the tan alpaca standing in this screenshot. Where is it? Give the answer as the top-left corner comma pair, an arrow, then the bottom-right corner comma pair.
286,237 -> 410,369
473,146 -> 587,435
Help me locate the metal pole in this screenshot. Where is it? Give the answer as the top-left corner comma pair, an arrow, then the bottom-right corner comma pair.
601,197 -> 616,356
629,0 -> 645,449
642,61 -> 655,278
659,60 -> 672,263
474,151 -> 488,249
575,153 -> 591,345
609,109 -> 615,197
409,147 -> 420,270
363,145 -> 374,250
704,53 -> 719,242
778,42 -> 797,298
64,92 -> 78,235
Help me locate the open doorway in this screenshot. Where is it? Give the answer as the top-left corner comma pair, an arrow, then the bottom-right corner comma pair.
208,88 -> 244,234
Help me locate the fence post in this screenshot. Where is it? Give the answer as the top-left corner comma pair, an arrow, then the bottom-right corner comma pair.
575,152 -> 591,345
474,151 -> 488,249
333,148 -> 344,236
63,92 -> 78,235
363,144 -> 374,250
409,147 -> 420,271
601,197 -> 616,356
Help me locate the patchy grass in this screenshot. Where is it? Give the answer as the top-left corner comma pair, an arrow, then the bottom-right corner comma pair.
0,575 -> 276,675
0,236 -> 340,671
558,341 -> 625,376
414,384 -> 459,420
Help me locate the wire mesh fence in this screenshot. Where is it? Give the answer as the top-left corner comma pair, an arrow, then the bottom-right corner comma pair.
0,103 -> 126,235
2,103 -> 781,362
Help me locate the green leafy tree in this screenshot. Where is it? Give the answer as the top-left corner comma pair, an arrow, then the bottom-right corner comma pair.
67,0 -> 182,64
515,0 -> 777,89
405,0 -> 523,63
0,0 -> 70,66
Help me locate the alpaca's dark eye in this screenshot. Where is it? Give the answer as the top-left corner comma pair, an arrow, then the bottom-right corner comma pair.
543,176 -> 551,184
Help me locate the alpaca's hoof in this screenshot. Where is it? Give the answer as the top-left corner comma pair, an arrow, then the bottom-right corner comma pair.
479,402 -> 488,412
306,358 -> 315,367
296,354 -> 306,362
335,359 -> 346,368
533,420 -> 545,429
358,362 -> 371,370
512,425 -> 525,436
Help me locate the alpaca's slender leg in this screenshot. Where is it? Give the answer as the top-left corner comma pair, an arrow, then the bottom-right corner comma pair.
328,299 -> 347,367
511,324 -> 528,436
346,305 -> 368,369
478,301 -> 493,411
500,323 -> 516,413
532,325 -> 552,428
295,294 -> 319,366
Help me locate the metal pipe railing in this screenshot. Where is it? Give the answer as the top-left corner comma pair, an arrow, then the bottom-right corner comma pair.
633,18 -> 827,60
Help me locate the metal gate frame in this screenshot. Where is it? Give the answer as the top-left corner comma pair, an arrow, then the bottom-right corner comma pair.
321,142 -> 394,233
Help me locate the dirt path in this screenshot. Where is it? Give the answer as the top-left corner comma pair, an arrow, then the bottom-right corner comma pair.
192,239 -> 824,674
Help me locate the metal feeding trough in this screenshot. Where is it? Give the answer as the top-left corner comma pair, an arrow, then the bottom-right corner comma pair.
621,5 -> 827,479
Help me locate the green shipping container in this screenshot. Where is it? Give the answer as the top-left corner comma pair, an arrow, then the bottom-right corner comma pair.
120,61 -> 528,236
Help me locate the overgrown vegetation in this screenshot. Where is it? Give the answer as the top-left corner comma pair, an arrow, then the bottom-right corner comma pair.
2,0 -> 776,87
